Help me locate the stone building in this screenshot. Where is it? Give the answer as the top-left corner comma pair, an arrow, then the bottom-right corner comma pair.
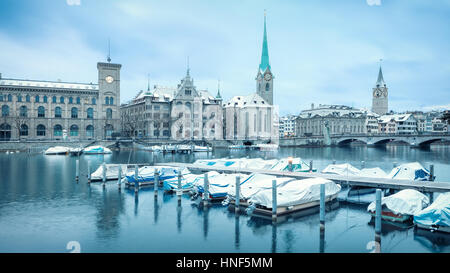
120,69 -> 223,140
378,114 -> 417,134
0,61 -> 121,141
296,104 -> 370,137
223,12 -> 278,142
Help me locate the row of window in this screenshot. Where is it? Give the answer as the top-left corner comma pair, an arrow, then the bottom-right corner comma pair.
0,94 -> 99,105
0,123 -> 114,138
1,105 -> 112,119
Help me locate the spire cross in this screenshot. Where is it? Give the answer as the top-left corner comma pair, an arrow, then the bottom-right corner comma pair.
107,38 -> 111,63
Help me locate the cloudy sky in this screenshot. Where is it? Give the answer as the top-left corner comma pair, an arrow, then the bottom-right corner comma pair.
0,0 -> 449,115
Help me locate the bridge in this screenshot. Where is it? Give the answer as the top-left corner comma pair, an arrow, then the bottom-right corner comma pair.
279,133 -> 450,147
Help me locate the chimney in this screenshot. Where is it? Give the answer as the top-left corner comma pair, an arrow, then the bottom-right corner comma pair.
311,103 -> 314,110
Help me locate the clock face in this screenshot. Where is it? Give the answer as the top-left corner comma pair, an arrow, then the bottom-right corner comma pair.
264,73 -> 272,81
373,89 -> 381,98
105,76 -> 114,84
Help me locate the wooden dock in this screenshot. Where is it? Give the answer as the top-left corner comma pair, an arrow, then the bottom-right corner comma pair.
155,162 -> 450,193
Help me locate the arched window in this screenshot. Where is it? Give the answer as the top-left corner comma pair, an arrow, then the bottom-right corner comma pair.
70,125 -> 79,136
71,107 -> 78,119
76,97 -> 80,104
35,95 -> 40,103
92,98 -> 96,105
37,106 -> 45,118
60,96 -> 64,103
109,97 -> 114,105
87,108 -> 93,119
105,124 -> 114,137
265,83 -> 270,92
19,106 -> 27,117
55,107 -> 62,118
0,123 -> 12,140
43,96 -> 48,103
52,96 -> 57,103
20,124 -> 28,136
105,97 -> 109,105
86,125 -> 94,138
36,124 -> 46,136
106,108 -> 112,119
2,105 -> 9,117
26,95 -> 30,102
69,97 -> 73,104
7,94 -> 12,102
53,125 -> 63,136
17,95 -> 22,102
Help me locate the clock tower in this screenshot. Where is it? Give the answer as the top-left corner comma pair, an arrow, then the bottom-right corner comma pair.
256,12 -> 274,105
371,66 -> 388,115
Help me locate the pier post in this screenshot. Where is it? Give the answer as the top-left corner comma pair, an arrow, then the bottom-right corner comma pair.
87,164 -> 91,183
203,173 -> 209,207
177,168 -> 182,200
333,160 -> 336,165
134,164 -> 139,194
309,160 -> 313,172
375,189 -> 382,239
272,179 -> 277,222
75,159 -> 79,181
102,162 -> 106,187
429,164 -> 434,181
154,169 -> 159,195
117,166 -> 122,190
235,176 -> 240,214
361,161 -> 365,169
320,183 -> 325,231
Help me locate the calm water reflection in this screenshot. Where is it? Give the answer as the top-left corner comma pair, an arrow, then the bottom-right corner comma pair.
0,145 -> 449,253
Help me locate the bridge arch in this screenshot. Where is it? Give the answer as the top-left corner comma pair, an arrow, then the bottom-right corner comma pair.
417,138 -> 445,146
337,138 -> 368,146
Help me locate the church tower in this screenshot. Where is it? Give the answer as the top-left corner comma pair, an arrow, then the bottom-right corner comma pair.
256,12 -> 274,105
371,65 -> 388,115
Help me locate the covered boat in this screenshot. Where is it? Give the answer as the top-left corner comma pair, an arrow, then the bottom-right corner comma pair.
44,146 -> 70,155
83,145 -> 112,154
321,163 -> 361,176
163,171 -> 220,192
359,167 -> 387,178
90,164 -> 130,181
123,166 -> 190,187
367,189 -> 430,222
386,162 -> 431,181
414,192 -> 450,233
193,145 -> 211,152
195,173 -> 249,200
227,173 -> 295,201
247,178 -> 341,214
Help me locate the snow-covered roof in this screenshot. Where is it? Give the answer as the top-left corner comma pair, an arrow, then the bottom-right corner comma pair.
224,93 -> 270,108
378,114 -> 414,123
298,104 -> 366,119
0,78 -> 98,91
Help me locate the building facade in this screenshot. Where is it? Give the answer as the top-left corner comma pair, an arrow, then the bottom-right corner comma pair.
378,114 -> 417,134
279,115 -> 296,137
0,61 -> 121,141
120,70 -> 223,140
296,104 -> 369,137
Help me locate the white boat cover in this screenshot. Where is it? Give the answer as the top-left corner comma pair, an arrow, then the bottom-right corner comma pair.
195,173 -> 250,198
83,145 -> 112,154
322,163 -> 361,176
91,164 -> 129,180
248,178 -> 341,208
194,145 -> 211,152
367,189 -> 430,215
44,146 -> 70,154
227,173 -> 295,200
414,192 -> 450,227
123,166 -> 190,183
386,162 -> 431,181
359,167 -> 387,178
163,171 -> 220,190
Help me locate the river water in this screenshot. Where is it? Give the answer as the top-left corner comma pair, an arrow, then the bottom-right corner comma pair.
0,145 -> 449,253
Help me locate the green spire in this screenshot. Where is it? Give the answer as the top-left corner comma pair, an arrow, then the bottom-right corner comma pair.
216,80 -> 222,99
259,11 -> 271,72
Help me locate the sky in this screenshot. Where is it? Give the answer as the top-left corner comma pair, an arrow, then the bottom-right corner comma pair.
0,0 -> 449,116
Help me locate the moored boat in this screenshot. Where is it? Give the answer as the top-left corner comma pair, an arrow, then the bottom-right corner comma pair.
83,145 -> 112,154
414,192 -> 450,233
44,146 -> 70,155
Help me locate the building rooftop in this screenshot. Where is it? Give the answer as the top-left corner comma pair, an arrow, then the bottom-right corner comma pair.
0,78 -> 99,91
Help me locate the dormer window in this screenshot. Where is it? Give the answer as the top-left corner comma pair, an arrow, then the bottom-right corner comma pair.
185,89 -> 191,96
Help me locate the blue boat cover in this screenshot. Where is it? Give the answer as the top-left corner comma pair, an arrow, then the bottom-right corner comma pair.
414,192 -> 450,227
